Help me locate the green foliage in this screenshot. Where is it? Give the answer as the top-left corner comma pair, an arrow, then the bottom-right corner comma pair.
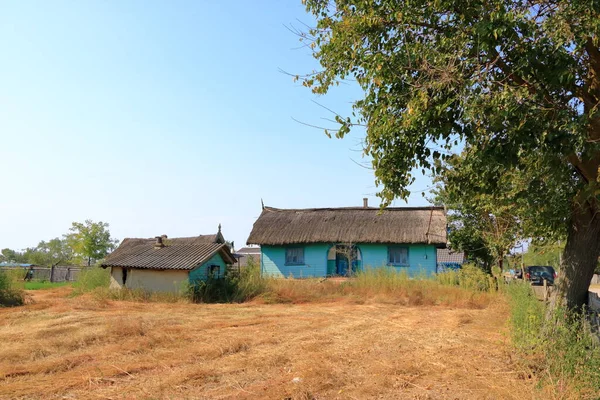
0,248 -> 28,263
436,264 -> 497,292
72,266 -> 111,295
507,283 -> 600,397
66,220 -> 118,266
28,238 -> 73,267
301,0 -> 600,308
431,155 -> 523,270
0,270 -> 25,307
24,281 -> 69,290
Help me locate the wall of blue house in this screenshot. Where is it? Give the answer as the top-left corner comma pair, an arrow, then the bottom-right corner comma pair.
189,252 -> 227,282
261,243 -> 438,278
359,244 -> 437,276
261,244 -> 329,277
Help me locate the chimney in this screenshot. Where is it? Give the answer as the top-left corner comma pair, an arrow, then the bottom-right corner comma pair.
154,236 -> 166,248
363,198 -> 369,208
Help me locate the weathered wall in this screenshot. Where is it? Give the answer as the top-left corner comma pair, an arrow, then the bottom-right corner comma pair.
110,267 -> 189,293
261,243 -> 438,278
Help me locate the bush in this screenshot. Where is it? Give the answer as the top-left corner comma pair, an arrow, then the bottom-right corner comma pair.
72,266 -> 110,295
0,270 -> 25,307
436,263 -> 497,292
507,282 -> 600,398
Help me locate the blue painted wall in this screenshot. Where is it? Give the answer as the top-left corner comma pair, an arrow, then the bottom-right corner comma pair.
261,243 -> 437,278
360,244 -> 437,276
189,252 -> 227,282
261,244 -> 329,277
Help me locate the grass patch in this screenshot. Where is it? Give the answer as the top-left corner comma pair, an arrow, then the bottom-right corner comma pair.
507,282 -> 600,398
24,281 -> 70,290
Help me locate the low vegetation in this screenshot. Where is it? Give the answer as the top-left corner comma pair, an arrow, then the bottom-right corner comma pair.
23,281 -> 69,290
507,282 -> 600,398
75,263 -> 497,309
0,270 -> 24,307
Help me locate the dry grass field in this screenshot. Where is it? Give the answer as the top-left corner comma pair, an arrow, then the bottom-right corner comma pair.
0,288 -> 535,400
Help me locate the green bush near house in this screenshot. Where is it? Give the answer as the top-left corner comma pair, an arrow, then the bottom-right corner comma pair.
0,270 -> 25,307
71,266 -> 110,295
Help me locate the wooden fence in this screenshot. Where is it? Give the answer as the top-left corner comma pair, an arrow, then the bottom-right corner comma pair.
0,266 -> 82,282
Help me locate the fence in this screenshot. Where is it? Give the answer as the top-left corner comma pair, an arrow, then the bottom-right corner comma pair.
0,266 -> 82,282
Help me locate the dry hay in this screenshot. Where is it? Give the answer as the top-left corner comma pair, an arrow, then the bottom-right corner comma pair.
0,288 -> 537,399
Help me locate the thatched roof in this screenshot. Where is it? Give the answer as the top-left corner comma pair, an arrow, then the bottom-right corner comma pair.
247,206 -> 447,246
101,234 -> 235,270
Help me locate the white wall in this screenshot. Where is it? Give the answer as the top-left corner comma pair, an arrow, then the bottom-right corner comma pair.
110,267 -> 189,293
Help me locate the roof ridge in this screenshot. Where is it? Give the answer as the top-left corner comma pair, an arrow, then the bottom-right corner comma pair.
263,205 -> 445,212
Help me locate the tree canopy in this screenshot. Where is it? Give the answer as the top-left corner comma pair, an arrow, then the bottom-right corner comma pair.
66,220 -> 118,266
301,0 -> 600,309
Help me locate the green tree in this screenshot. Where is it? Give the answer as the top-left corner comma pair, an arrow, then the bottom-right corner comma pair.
28,238 -> 73,268
432,154 -> 524,271
1,248 -> 22,263
65,220 -> 118,266
302,0 -> 600,310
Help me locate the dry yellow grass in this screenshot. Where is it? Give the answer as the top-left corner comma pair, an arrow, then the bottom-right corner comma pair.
0,287 -> 535,399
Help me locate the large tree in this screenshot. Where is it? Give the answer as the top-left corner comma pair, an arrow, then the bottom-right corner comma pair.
65,220 -> 118,266
301,0 -> 600,309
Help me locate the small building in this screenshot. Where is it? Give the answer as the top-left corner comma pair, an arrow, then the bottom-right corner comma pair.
101,229 -> 236,293
246,201 -> 447,277
234,246 -> 261,269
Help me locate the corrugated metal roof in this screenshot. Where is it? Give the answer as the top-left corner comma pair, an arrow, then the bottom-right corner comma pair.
101,236 -> 236,270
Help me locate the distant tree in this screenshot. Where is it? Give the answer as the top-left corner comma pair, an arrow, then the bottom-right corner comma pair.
28,238 -> 73,268
0,248 -> 27,264
65,220 -> 118,266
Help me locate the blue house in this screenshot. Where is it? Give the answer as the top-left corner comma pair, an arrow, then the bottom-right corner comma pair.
246,201 -> 447,277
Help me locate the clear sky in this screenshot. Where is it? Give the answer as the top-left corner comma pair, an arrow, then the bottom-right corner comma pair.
0,1 -> 432,251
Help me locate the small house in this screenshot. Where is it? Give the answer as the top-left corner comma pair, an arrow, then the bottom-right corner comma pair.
101,228 -> 236,293
246,200 -> 447,277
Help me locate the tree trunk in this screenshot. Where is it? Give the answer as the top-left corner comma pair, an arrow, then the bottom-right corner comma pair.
555,203 -> 600,311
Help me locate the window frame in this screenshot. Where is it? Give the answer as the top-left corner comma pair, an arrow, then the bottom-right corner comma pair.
387,246 -> 409,267
285,247 -> 305,266
207,264 -> 221,278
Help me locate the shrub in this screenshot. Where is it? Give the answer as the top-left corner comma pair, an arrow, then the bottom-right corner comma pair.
507,282 -> 600,398
0,270 -> 25,307
436,263 -> 496,292
72,266 -> 110,295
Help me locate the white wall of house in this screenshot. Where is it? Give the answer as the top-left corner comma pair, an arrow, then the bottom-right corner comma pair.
109,267 -> 189,293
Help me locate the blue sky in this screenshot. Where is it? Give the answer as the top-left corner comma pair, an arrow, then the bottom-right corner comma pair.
0,1 -> 432,250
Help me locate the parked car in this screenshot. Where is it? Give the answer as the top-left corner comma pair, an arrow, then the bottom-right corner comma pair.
525,266 -> 557,286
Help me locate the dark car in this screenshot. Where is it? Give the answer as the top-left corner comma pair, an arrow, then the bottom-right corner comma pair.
525,266 -> 557,286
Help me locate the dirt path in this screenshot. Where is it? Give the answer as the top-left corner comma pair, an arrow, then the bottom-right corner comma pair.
0,288 -> 534,399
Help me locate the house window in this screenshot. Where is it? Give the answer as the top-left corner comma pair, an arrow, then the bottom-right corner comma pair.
207,265 -> 220,278
388,246 -> 409,266
285,247 -> 304,265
